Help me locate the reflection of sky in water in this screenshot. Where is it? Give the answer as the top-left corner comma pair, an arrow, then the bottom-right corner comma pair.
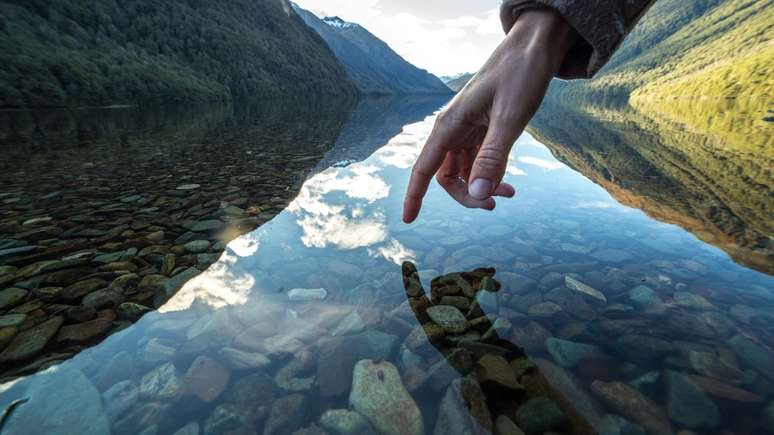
5,104 -> 772,435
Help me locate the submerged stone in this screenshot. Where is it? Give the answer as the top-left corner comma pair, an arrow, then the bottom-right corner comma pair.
319,409 -> 375,435
287,288 -> 327,301
426,305 -> 469,334
665,370 -> 720,429
434,377 -> 492,435
264,393 -> 308,435
564,276 -> 607,304
514,396 -> 566,435
0,316 -> 64,362
1,366 -> 109,435
350,359 -> 423,435
591,380 -> 672,435
546,337 -> 601,368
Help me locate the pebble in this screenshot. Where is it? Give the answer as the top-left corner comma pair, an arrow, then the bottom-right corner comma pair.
665,370 -> 720,429
598,414 -> 645,435
220,347 -> 272,370
349,359 -> 423,435
0,288 -> 28,310
319,409 -> 375,435
264,394 -> 308,435
176,184 -> 201,190
591,380 -> 672,435
514,396 -> 566,435
117,302 -> 152,320
564,276 -> 607,304
0,316 -> 64,362
495,415 -> 525,435
426,305 -> 469,333
180,355 -> 230,403
103,380 -> 140,420
140,361 -> 182,399
287,288 -> 328,301
546,337 -> 601,368
477,354 -> 523,392
184,240 -> 211,253
434,377 -> 492,435
527,301 -> 562,317
0,313 -> 27,328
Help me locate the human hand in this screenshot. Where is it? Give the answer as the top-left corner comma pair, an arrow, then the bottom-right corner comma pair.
402,8 -> 576,223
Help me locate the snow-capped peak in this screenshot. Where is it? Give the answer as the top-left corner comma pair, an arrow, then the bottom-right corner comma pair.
323,16 -> 358,29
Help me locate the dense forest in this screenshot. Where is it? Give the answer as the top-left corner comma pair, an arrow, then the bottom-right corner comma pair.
0,0 -> 357,108
550,0 -> 773,100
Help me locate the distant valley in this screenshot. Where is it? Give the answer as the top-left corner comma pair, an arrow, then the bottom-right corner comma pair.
292,4 -> 451,95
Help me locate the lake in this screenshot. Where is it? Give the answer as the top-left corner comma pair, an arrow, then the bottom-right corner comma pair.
0,96 -> 772,435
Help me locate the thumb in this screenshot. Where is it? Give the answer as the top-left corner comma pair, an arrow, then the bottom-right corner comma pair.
468,115 -> 521,200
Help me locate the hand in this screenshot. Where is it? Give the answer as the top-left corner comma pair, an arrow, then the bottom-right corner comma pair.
402,8 -> 576,223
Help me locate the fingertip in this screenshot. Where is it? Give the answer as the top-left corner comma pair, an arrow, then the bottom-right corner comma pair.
494,183 -> 516,198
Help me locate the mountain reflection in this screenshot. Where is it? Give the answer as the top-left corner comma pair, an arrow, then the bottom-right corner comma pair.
528,99 -> 774,275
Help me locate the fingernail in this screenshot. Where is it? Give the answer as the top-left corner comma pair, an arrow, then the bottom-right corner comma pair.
469,178 -> 492,199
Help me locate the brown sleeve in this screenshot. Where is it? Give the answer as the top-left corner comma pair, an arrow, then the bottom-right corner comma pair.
500,0 -> 656,79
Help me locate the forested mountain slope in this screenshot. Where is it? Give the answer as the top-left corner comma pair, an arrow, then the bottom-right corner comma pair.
293,5 -> 451,95
0,0 -> 357,108
550,0 -> 773,100
443,73 -> 474,92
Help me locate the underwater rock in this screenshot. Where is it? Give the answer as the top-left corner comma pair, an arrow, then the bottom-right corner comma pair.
349,359 -> 423,435
427,305 -> 469,334
434,377 -> 492,435
665,370 -> 720,429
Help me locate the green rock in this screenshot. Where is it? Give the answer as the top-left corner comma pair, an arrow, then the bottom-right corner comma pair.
514,396 -> 566,435
0,316 -> 64,362
666,370 -> 720,429
426,305 -> 469,334
0,288 -> 28,310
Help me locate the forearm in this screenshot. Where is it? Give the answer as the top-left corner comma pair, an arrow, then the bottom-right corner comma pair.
500,0 -> 657,78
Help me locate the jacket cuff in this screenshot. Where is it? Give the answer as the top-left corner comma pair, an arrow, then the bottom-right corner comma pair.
500,0 -> 650,79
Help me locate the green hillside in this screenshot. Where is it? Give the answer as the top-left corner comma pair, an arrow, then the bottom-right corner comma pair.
444,73 -> 474,92
550,0 -> 773,100
0,0 -> 357,108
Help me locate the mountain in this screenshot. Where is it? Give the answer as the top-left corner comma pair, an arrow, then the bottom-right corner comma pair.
443,73 -> 475,92
293,5 -> 451,95
0,0 -> 357,108
550,0 -> 773,101
528,99 -> 774,274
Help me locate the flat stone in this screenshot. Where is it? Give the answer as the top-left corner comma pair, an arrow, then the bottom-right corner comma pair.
140,361 -> 182,399
546,337 -> 601,368
495,415 -> 525,435
82,287 -> 124,308
597,414 -> 645,435
0,316 -> 64,362
319,409 -> 375,435
103,380 -> 140,420
0,288 -> 28,310
331,311 -> 365,336
164,267 -> 200,296
665,370 -> 720,429
628,285 -> 663,308
55,310 -> 115,344
287,288 -> 327,301
1,366 -> 109,435
60,278 -> 109,301
176,184 -> 201,190
0,313 -> 27,328
180,355 -> 230,403
514,396 -> 566,435
527,301 -> 562,317
673,292 -> 714,310
685,374 -> 762,403
140,337 -> 176,362
187,220 -> 224,232
477,354 -> 523,392
728,334 -> 774,380
434,377 -> 492,435
564,276 -> 606,304
616,335 -> 674,364
591,380 -> 672,435
66,305 -> 96,322
264,394 -> 307,435
117,302 -> 152,320
220,347 -> 271,370
510,322 -> 551,351
350,359 -> 423,435
263,335 -> 304,358
427,305 -> 469,334
184,240 -> 211,253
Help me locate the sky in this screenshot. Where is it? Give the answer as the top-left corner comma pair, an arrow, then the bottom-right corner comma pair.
293,0 -> 504,77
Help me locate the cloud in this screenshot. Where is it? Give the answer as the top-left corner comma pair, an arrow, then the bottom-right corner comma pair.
293,0 -> 503,75
517,156 -> 566,171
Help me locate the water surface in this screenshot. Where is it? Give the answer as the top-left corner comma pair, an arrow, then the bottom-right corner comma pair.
0,97 -> 772,435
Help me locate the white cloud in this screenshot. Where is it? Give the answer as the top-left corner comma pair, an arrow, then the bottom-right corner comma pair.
517,156 -> 566,171
294,0 -> 504,76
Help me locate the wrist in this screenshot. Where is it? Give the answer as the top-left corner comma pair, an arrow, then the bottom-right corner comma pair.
504,8 -> 576,67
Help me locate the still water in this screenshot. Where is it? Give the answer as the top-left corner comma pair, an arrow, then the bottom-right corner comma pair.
0,96 -> 772,435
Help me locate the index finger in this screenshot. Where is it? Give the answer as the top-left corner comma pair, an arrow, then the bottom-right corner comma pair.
402,136 -> 446,223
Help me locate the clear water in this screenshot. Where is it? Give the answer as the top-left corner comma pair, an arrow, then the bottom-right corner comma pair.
0,97 -> 772,435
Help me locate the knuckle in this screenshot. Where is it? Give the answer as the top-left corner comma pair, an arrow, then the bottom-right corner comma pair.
475,147 -> 507,171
